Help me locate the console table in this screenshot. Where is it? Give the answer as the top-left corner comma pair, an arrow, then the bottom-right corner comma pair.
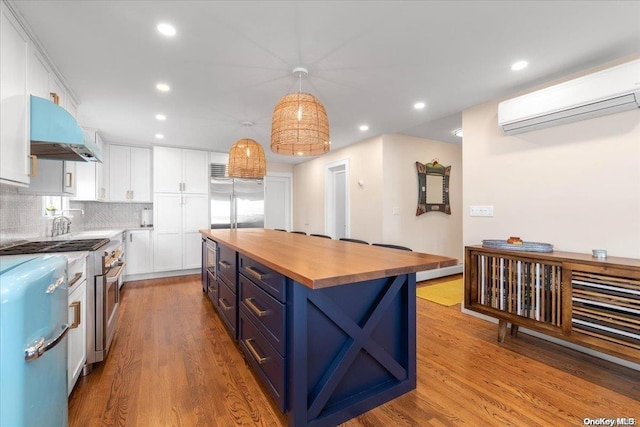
464,245 -> 640,364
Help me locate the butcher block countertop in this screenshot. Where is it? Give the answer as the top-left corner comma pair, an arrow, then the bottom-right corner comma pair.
200,228 -> 458,289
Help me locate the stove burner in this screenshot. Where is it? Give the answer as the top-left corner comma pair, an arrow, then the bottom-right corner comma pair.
0,238 -> 110,255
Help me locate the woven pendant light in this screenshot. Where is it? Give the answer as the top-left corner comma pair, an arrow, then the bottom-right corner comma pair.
228,122 -> 266,178
271,68 -> 330,156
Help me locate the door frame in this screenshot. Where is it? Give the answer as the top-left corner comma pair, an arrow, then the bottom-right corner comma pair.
324,159 -> 350,238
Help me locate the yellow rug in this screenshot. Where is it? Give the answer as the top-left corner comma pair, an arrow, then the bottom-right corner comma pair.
416,278 -> 464,306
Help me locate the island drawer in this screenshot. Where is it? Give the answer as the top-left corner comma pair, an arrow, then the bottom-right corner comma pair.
217,278 -> 237,337
239,254 -> 286,303
217,244 -> 236,287
239,312 -> 285,411
239,275 -> 286,356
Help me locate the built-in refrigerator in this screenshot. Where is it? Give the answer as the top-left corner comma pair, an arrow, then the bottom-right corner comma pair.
210,178 -> 264,229
0,254 -> 69,427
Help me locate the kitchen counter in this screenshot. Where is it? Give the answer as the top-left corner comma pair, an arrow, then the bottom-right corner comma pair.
200,228 -> 457,426
200,228 -> 457,289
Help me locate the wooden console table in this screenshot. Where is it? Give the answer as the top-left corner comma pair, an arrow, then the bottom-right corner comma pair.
464,245 -> 640,364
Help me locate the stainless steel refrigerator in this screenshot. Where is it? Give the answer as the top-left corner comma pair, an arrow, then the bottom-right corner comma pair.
210,178 -> 264,229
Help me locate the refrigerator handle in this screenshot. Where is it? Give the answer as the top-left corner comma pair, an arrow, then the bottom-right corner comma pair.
24,324 -> 70,362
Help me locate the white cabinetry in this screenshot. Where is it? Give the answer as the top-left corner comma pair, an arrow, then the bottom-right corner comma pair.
126,229 -> 153,276
74,131 -> 106,201
67,269 -> 87,395
20,159 -> 76,195
0,2 -> 31,186
154,193 -> 208,272
109,145 -> 151,202
153,146 -> 209,194
153,146 -> 209,272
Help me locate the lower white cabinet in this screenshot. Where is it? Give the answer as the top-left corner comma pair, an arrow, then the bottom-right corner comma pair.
67,277 -> 86,395
154,193 -> 208,272
126,229 -> 153,276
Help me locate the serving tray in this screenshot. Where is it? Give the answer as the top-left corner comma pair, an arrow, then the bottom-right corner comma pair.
482,239 -> 553,253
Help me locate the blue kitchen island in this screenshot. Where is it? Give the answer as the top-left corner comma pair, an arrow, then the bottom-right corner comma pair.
200,228 -> 457,427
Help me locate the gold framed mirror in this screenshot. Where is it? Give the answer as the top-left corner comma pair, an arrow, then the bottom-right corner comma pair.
416,160 -> 451,215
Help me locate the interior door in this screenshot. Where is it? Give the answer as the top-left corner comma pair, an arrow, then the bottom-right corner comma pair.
264,175 -> 291,231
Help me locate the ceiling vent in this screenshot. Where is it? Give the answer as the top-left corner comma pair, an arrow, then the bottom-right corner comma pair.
498,59 -> 640,135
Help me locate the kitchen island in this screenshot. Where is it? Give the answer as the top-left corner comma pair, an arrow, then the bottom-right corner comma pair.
200,228 -> 457,427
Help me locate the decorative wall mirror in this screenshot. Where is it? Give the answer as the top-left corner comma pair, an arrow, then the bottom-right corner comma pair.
416,160 -> 451,215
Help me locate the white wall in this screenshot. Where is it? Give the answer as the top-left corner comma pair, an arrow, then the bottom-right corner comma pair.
292,134 -> 463,261
293,136 -> 384,238
463,56 -> 640,258
382,134 -> 462,260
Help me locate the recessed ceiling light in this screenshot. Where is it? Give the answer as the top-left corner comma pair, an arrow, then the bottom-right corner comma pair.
155,134 -> 164,139
414,102 -> 426,110
156,83 -> 170,92
511,60 -> 528,71
454,128 -> 463,138
157,23 -> 176,37
297,151 -> 304,156
359,124 -> 369,131
155,114 -> 166,121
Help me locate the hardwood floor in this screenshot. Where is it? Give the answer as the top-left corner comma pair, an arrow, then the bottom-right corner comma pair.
69,275 -> 639,426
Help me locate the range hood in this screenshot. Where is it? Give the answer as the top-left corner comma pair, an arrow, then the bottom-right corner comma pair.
30,95 -> 103,162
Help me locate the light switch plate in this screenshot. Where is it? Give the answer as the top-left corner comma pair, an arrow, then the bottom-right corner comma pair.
470,205 -> 494,217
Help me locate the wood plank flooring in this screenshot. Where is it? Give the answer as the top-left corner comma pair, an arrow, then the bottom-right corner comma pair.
69,274 -> 639,426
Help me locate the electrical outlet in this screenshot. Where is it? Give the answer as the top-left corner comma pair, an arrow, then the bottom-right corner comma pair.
470,205 -> 494,217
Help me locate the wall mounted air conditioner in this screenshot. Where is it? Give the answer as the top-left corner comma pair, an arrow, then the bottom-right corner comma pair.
498,59 -> 640,135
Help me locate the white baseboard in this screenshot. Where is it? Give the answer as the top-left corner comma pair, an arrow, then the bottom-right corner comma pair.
124,268 -> 200,283
416,263 -> 463,282
460,308 -> 640,371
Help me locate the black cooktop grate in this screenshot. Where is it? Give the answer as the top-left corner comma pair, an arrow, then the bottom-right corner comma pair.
0,238 -> 109,255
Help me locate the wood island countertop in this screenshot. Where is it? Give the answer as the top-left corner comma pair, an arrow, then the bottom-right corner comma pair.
200,228 -> 458,289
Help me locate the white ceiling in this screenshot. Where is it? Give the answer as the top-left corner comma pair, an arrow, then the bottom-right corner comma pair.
10,1 -> 640,164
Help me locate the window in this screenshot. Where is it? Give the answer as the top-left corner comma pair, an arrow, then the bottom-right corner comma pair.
42,196 -> 69,216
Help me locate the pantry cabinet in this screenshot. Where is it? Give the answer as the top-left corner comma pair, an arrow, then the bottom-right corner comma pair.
0,2 -> 31,186
108,145 -> 151,202
153,193 -> 208,272
153,146 -> 209,194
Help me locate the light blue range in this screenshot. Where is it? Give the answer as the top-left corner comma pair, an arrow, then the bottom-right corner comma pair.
0,254 -> 69,427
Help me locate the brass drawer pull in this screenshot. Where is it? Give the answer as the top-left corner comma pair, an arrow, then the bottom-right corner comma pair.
219,298 -> 233,311
218,260 -> 231,269
69,301 -> 81,329
244,338 -> 269,365
245,266 -> 267,280
245,297 -> 269,317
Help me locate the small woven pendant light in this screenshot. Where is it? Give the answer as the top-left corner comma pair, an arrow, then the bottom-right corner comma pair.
228,121 -> 266,178
271,67 -> 330,156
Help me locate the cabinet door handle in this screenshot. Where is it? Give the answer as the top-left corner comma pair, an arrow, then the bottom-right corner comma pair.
65,172 -> 73,188
68,272 -> 83,288
29,155 -> 38,177
244,338 -> 269,365
218,260 -> 231,269
69,301 -> 81,329
245,297 -> 269,317
218,298 -> 233,311
130,190 -> 133,200
245,266 -> 267,280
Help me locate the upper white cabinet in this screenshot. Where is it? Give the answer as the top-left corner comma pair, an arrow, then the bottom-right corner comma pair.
0,2 -> 31,186
20,158 -> 76,196
73,131 -> 106,201
108,145 -> 151,202
153,146 -> 209,194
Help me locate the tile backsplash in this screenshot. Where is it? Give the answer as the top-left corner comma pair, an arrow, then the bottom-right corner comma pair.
0,186 -> 152,246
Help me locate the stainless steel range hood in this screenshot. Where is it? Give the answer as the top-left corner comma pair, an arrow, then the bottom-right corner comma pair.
30,96 -> 103,162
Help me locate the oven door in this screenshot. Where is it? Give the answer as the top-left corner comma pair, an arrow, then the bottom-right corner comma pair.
95,262 -> 125,355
